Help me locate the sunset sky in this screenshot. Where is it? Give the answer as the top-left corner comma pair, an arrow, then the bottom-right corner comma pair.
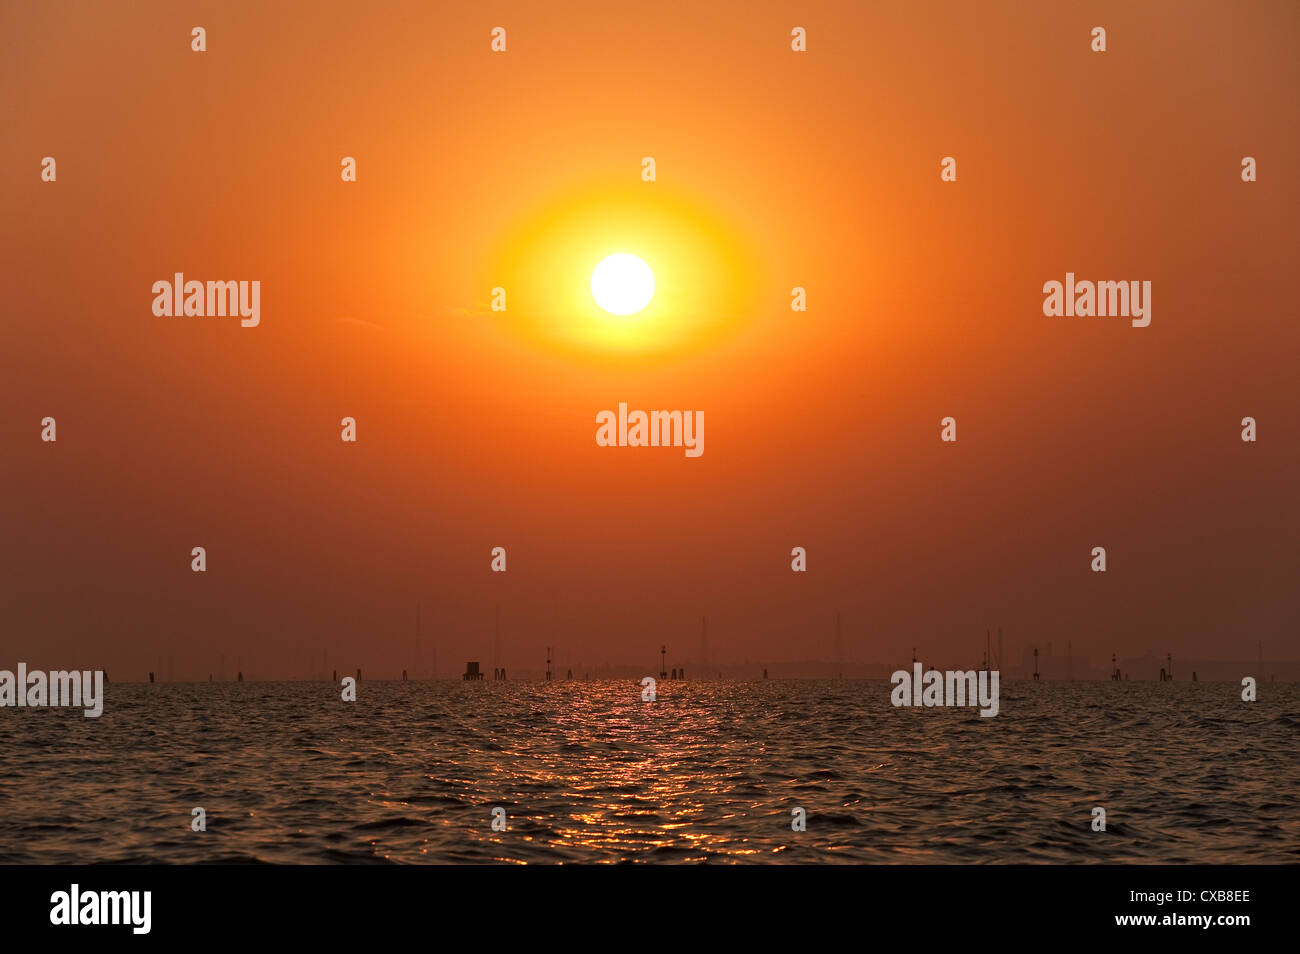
2,0 -> 1296,679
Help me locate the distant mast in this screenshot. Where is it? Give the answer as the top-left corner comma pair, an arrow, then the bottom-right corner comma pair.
834,609 -> 842,679
700,615 -> 708,679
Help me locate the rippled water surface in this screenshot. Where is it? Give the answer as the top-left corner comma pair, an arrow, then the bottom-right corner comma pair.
0,680 -> 1296,863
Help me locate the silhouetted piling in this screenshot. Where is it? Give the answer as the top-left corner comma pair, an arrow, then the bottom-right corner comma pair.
148,671 -> 155,683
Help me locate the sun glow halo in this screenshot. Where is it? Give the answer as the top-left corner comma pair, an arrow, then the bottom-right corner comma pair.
485,180 -> 759,360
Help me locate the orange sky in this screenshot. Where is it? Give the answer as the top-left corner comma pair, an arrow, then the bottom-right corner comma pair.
1,0 -> 1296,678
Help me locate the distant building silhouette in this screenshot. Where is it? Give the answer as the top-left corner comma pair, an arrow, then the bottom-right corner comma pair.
464,661 -> 483,681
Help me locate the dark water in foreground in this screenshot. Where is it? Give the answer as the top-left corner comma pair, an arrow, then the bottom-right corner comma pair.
0,680 -> 1296,864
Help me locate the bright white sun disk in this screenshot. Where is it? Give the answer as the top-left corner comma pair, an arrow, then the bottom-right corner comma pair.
591,253 -> 654,316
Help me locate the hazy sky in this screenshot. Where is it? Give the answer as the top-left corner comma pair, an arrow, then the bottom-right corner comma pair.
1,1 -> 1296,678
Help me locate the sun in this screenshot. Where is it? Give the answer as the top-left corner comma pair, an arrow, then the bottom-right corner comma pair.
591,253 -> 654,316
487,180 -> 760,359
